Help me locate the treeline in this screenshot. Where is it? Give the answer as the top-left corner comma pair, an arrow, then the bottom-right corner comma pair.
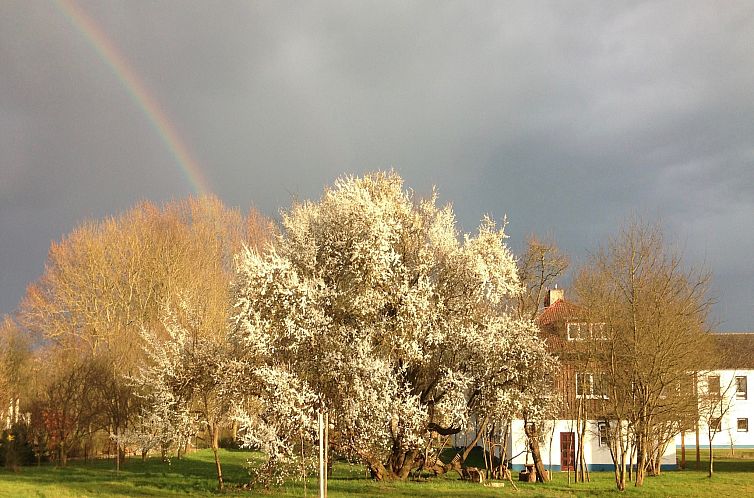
0,196 -> 273,470
0,173 -> 559,491
0,172 -> 720,493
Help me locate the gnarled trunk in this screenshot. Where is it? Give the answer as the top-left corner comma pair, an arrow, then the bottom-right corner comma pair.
524,422 -> 549,482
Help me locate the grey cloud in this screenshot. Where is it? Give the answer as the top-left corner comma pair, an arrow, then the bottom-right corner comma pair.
1,0 -> 753,329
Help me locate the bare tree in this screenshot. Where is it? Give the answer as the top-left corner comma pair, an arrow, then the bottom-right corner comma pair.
517,235 -> 569,321
574,220 -> 714,490
31,348 -> 100,466
19,196 -> 273,466
698,370 -> 737,478
0,316 -> 33,429
516,235 -> 569,482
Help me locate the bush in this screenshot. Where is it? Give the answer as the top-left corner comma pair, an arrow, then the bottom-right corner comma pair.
0,424 -> 43,467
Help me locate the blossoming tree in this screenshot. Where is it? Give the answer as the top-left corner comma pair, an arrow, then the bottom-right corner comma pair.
232,171 -> 555,481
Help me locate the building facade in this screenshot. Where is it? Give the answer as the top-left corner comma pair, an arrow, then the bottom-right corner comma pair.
677,333 -> 754,455
507,289 -> 679,472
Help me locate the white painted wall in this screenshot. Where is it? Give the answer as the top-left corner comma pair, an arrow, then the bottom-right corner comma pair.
677,369 -> 754,449
508,419 -> 676,471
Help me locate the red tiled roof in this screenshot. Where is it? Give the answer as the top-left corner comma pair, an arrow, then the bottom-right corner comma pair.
540,332 -> 568,352
536,299 -> 585,327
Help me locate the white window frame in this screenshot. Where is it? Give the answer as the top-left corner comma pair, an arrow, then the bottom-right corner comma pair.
567,322 -> 607,341
567,322 -> 587,341
591,322 -> 607,340
576,372 -> 593,398
737,418 -> 749,432
593,373 -> 609,399
708,375 -> 721,397
576,372 -> 609,399
736,376 -> 747,400
597,421 -> 609,447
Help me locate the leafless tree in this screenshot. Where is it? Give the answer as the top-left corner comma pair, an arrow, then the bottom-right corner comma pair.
18,196 -> 273,466
574,220 -> 714,490
0,316 -> 33,429
516,235 -> 569,482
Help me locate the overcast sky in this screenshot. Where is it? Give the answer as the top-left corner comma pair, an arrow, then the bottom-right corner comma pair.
2,1 -> 753,330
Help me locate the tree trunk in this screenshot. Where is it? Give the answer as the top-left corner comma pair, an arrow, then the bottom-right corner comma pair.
432,413 -> 491,476
59,440 -> 67,467
606,420 -> 622,491
396,449 -> 419,479
635,431 -> 646,486
116,425 -> 121,472
367,459 -> 392,481
576,403 -> 588,483
613,459 -> 623,491
210,423 -> 224,490
524,423 -> 548,482
708,430 -> 714,478
627,440 -> 633,481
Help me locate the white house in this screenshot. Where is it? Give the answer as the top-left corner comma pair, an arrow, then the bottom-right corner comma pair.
506,419 -> 678,472
677,333 -> 754,456
505,289 -> 679,472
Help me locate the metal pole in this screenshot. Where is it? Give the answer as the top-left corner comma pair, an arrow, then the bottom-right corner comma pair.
324,412 -> 329,498
695,371 -> 701,470
318,411 -> 324,498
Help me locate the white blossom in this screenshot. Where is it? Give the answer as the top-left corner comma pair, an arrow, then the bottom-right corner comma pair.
231,171 -> 556,479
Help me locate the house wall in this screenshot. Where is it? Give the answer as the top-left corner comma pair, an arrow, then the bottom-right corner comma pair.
676,369 -> 754,449
508,419 -> 676,472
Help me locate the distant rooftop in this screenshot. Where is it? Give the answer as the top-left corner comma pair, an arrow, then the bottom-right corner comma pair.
712,332 -> 754,370
536,298 -> 584,327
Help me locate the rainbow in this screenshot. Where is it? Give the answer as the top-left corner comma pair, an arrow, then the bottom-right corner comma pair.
54,0 -> 212,195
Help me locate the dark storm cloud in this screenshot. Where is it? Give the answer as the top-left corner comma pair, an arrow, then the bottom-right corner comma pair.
1,0 -> 753,328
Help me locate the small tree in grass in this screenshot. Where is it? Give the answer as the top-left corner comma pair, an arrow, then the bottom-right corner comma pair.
135,306 -> 234,490
698,373 -> 737,478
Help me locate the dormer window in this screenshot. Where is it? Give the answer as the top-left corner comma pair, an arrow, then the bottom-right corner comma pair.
567,322 -> 588,341
591,322 -> 607,340
567,322 -> 607,341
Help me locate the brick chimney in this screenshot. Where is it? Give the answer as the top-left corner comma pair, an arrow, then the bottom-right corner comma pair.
544,287 -> 564,308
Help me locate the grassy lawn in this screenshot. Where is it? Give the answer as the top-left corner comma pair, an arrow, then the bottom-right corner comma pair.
0,449 -> 753,497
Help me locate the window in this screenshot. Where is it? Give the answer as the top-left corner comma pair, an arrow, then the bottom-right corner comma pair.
738,418 -> 749,432
593,373 -> 609,399
567,323 -> 588,341
736,376 -> 748,400
576,372 -> 593,397
708,376 -> 721,397
567,322 -> 607,341
576,373 -> 609,399
597,422 -> 609,447
710,417 -> 722,433
591,322 -> 607,340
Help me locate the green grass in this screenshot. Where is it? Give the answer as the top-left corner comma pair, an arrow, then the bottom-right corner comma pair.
0,449 -> 753,497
